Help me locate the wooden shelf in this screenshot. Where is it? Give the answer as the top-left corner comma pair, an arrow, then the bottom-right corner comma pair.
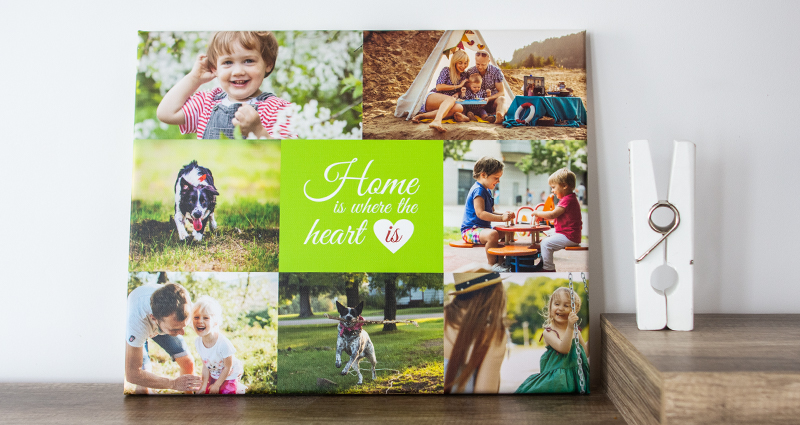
0,383 -> 627,424
601,313 -> 800,425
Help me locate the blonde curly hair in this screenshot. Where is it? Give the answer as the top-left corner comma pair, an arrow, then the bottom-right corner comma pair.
448,50 -> 469,88
548,168 -> 577,192
541,287 -> 582,330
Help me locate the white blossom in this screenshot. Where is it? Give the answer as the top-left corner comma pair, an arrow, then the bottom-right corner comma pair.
137,31 -> 362,140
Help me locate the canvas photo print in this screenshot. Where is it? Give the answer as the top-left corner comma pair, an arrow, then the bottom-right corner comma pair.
444,272 -> 589,394
363,30 -> 587,140
444,140 -> 588,273
125,29 -> 592,396
124,272 -> 278,395
129,139 -> 280,272
135,31 -> 363,140
276,273 -> 444,394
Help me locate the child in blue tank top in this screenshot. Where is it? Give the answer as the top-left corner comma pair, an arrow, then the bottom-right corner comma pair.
460,156 -> 516,271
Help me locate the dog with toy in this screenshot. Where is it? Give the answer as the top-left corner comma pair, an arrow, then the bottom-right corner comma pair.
334,301 -> 377,385
173,160 -> 219,242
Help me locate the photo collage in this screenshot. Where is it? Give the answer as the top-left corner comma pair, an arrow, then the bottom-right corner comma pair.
127,30 -> 589,395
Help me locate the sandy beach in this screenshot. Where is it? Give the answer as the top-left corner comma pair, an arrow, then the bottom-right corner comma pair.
363,31 -> 587,140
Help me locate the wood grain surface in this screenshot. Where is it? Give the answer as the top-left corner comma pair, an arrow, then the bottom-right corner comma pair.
602,314 -> 663,425
602,314 -> 800,425
0,383 -> 627,424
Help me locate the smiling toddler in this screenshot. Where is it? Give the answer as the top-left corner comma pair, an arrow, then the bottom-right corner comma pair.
460,73 -> 491,122
532,168 -> 582,271
192,296 -> 247,394
157,31 -> 296,139
515,286 -> 589,393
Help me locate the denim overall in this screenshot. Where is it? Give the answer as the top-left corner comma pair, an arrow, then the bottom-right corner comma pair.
203,91 -> 275,139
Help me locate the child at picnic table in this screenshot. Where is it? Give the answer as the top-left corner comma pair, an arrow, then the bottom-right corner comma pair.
157,31 -> 296,139
460,157 -> 516,272
192,296 -> 247,394
515,286 -> 589,393
532,168 -> 582,272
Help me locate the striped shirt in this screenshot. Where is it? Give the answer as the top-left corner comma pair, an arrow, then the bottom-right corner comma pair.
180,87 -> 296,139
432,67 -> 466,96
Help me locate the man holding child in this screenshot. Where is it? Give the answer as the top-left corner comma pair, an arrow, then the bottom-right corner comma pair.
125,281 -> 201,393
465,50 -> 512,124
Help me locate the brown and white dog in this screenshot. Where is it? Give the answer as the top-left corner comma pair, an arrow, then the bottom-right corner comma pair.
334,301 -> 377,384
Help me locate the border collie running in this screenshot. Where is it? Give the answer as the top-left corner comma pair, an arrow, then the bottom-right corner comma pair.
173,161 -> 218,241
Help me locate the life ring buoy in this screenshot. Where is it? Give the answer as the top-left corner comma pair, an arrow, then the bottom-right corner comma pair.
514,102 -> 536,125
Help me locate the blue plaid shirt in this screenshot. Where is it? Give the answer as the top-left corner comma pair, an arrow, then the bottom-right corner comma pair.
466,64 -> 505,93
460,88 -> 488,100
432,67 -> 466,96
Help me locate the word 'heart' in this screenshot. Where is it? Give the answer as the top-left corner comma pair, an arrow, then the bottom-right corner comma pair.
373,219 -> 414,254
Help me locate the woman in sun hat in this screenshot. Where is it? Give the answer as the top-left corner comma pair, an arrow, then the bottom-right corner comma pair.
444,265 -> 508,393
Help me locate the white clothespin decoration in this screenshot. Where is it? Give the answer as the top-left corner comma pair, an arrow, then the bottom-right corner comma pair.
629,140 -> 694,331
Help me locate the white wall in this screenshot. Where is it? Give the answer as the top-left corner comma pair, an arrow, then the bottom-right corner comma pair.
0,0 -> 798,383
443,158 -> 459,205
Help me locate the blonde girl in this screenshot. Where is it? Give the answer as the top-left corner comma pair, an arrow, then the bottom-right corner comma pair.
192,296 -> 247,394
515,286 -> 589,393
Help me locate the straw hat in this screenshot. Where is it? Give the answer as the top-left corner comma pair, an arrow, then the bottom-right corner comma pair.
449,265 -> 508,295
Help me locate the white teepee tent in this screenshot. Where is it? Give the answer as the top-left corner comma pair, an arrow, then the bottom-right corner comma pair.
395,30 -> 516,120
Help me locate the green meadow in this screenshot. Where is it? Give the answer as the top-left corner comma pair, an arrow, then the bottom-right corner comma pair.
124,273 -> 279,395
443,226 -> 461,245
277,318 -> 444,394
129,140 -> 280,272
123,324 -> 278,395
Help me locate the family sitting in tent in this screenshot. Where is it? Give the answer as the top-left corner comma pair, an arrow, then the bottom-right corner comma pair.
411,49 -> 512,133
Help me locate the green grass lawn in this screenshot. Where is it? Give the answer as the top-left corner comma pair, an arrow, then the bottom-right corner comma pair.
123,323 -> 278,395
129,200 -> 279,272
132,139 -> 280,204
443,226 -> 461,245
278,306 -> 442,321
129,140 -> 280,271
277,318 -> 443,394
131,199 -> 279,229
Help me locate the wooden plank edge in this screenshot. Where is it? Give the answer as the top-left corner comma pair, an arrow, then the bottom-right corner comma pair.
602,314 -> 663,425
663,371 -> 800,425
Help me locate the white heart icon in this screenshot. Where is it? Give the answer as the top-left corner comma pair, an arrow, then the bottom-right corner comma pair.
373,219 -> 414,254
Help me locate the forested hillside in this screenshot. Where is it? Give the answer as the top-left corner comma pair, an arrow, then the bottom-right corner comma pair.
510,31 -> 586,69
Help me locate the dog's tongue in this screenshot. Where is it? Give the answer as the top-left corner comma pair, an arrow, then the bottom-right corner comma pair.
193,218 -> 202,231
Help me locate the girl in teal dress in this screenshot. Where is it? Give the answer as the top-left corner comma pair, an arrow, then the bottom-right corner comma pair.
515,286 -> 589,393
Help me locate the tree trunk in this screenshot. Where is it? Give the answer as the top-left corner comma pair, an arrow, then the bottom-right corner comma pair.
383,277 -> 397,331
345,281 -> 360,307
299,285 -> 314,318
